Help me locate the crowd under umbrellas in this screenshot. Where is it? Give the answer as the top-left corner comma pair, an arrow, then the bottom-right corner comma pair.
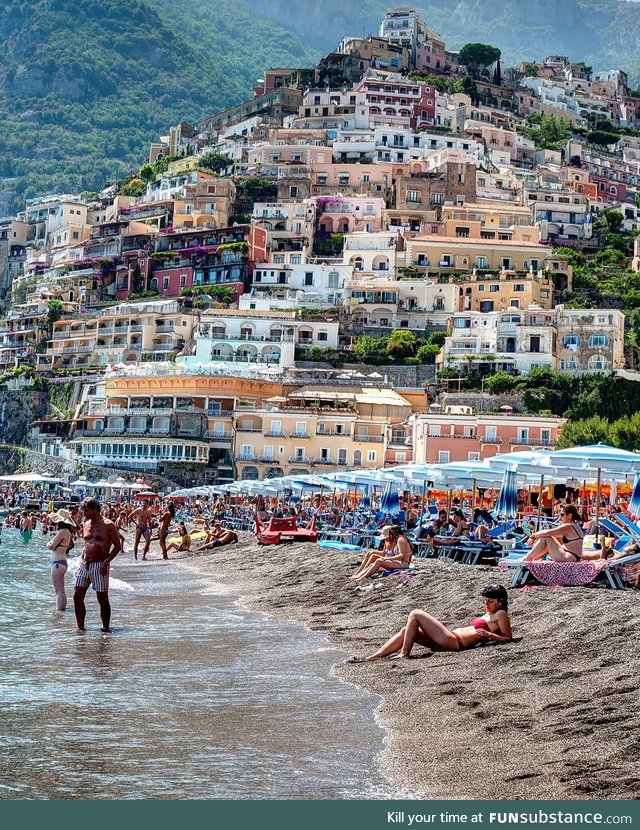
168,444 -> 640,531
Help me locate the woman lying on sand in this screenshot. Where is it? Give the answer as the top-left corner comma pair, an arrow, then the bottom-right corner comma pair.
349,525 -> 412,580
356,584 -> 512,660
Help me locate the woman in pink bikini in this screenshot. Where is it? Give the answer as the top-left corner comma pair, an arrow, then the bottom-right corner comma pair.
358,584 -> 512,660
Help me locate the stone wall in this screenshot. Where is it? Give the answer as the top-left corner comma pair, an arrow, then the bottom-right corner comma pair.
0,389 -> 49,446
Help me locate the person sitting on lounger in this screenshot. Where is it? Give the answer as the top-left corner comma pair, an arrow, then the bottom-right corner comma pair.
349,524 -> 412,580
522,504 -> 593,562
358,584 -> 512,660
166,523 -> 192,553
432,509 -> 470,550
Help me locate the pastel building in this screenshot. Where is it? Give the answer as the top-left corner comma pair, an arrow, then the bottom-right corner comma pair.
46,299 -> 196,371
240,262 -> 351,310
410,412 -> 565,464
182,310 -> 339,369
233,385 -> 412,481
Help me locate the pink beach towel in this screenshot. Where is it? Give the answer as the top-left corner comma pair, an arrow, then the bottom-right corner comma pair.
525,560 -> 607,587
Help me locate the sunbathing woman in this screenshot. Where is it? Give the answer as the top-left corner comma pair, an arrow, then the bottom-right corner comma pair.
195,521 -> 238,550
166,522 -> 192,554
522,504 -> 592,562
349,524 -> 412,580
360,584 -> 512,660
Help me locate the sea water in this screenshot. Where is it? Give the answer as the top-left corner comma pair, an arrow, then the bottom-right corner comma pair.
0,529 -> 400,800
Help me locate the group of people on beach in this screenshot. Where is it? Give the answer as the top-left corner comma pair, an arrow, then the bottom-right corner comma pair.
5,494 -> 239,634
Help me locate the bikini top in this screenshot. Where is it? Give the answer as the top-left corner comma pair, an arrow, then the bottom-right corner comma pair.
561,522 -> 585,545
470,617 -> 490,631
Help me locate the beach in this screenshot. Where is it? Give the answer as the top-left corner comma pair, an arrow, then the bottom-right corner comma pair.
173,534 -> 640,800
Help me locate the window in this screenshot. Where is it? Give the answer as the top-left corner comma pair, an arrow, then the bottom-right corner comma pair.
588,354 -> 608,371
353,450 -> 362,466
317,332 -> 328,341
489,284 -> 499,293
433,193 -> 442,205
327,271 -> 339,289
295,447 -> 305,460
588,334 -> 609,348
163,277 -> 170,290
180,275 -> 186,288
320,448 -> 330,461
290,186 -> 298,198
562,333 -> 580,350
338,448 -> 347,465
295,421 -> 307,436
290,254 -> 301,265
468,452 -> 480,461
270,420 -> 282,436
485,426 -> 497,442
304,272 -> 314,286
437,451 -> 450,463
367,450 -> 377,463
540,429 -> 551,446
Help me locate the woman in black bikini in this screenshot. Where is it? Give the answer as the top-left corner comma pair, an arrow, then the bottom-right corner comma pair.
46,510 -> 77,611
523,504 -> 587,562
355,584 -> 512,660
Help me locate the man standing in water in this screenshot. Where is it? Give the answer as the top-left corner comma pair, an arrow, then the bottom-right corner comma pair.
131,502 -> 153,561
74,497 -> 122,634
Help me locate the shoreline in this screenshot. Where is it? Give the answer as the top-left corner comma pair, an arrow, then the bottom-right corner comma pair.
163,533 -> 639,800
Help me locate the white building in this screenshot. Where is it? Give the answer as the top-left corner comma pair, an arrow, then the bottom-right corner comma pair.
239,262 -> 352,311
181,310 -> 340,370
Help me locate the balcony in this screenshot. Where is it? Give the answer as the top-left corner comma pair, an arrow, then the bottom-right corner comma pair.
236,454 -> 258,462
509,437 -> 555,446
353,434 -> 384,443
288,456 -> 310,463
311,457 -> 335,465
209,430 -> 233,440
264,431 -> 285,438
235,426 -> 263,433
289,432 -> 311,439
480,436 -> 503,445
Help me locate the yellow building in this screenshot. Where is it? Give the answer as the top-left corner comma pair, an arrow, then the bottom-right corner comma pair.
47,299 -> 197,371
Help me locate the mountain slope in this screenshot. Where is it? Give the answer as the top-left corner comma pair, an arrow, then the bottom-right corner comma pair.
0,0 -> 315,208
243,0 -> 640,85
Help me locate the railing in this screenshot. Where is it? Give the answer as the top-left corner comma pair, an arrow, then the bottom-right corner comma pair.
480,436 -> 503,444
288,456 -> 310,463
209,430 -> 233,439
289,432 -> 311,439
236,426 -> 263,433
353,434 -> 384,443
509,437 -> 555,446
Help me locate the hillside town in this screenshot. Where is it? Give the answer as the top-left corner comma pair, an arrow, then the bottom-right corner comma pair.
2,6 -> 640,487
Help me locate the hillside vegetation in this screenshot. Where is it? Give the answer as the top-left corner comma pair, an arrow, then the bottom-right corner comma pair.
0,0 -> 314,208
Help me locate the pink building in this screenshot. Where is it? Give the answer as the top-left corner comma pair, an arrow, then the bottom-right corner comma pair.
410,412 -> 565,465
355,76 -> 436,130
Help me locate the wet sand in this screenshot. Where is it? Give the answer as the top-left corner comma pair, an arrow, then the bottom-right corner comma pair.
167,534 -> 640,800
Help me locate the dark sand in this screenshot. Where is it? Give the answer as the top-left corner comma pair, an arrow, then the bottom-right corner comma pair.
169,534 -> 640,800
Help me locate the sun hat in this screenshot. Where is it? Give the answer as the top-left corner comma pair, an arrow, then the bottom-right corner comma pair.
380,525 -> 394,540
49,508 -> 77,528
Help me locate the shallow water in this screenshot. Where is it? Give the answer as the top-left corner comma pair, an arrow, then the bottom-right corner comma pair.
0,529 -> 399,799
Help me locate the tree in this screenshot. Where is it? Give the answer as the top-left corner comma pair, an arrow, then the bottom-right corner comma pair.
556,416 -> 612,449
46,299 -> 64,327
611,413 -> 640,451
139,163 -> 156,183
354,335 -> 386,360
552,246 -> 584,266
198,151 -> 233,175
118,177 -> 145,197
386,330 -> 417,359
458,43 -> 501,79
427,330 -> 447,347
416,343 -> 441,364
485,370 -> 518,394
603,210 -> 624,233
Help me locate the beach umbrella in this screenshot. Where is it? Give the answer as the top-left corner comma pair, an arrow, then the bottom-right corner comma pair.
495,469 -> 518,520
628,473 -> 640,519
0,472 -> 52,483
380,479 -> 400,518
136,492 -> 160,499
70,478 -> 91,487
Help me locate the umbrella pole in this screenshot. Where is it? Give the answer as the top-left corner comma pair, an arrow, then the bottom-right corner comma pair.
595,467 -> 602,545
536,474 -> 544,532
420,478 -> 427,528
471,479 -> 476,516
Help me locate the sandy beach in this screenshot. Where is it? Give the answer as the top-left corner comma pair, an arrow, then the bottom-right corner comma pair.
161,532 -> 640,800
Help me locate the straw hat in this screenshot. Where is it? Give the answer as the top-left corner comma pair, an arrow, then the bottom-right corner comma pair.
380,525 -> 395,540
49,509 -> 77,528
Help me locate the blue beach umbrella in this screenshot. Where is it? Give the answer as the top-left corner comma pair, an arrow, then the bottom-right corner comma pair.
628,473 -> 640,519
380,480 -> 400,517
495,469 -> 518,520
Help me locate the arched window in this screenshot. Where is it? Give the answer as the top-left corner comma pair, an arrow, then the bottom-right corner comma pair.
353,450 -> 362,467
588,334 -> 608,348
562,333 -> 581,350
150,278 -> 158,291
588,354 -> 608,371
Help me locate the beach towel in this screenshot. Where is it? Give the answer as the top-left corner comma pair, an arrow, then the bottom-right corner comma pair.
525,560 -> 607,587
318,541 -> 363,552
167,530 -> 206,546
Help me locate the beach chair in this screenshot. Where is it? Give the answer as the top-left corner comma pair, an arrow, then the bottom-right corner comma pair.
612,514 -> 640,542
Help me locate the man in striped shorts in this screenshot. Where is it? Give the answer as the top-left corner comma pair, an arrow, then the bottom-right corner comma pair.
74,497 -> 122,634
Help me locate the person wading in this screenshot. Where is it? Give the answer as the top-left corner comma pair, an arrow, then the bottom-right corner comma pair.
74,498 -> 122,634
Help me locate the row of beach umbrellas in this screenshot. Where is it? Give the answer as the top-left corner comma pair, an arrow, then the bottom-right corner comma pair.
169,445 -> 640,534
